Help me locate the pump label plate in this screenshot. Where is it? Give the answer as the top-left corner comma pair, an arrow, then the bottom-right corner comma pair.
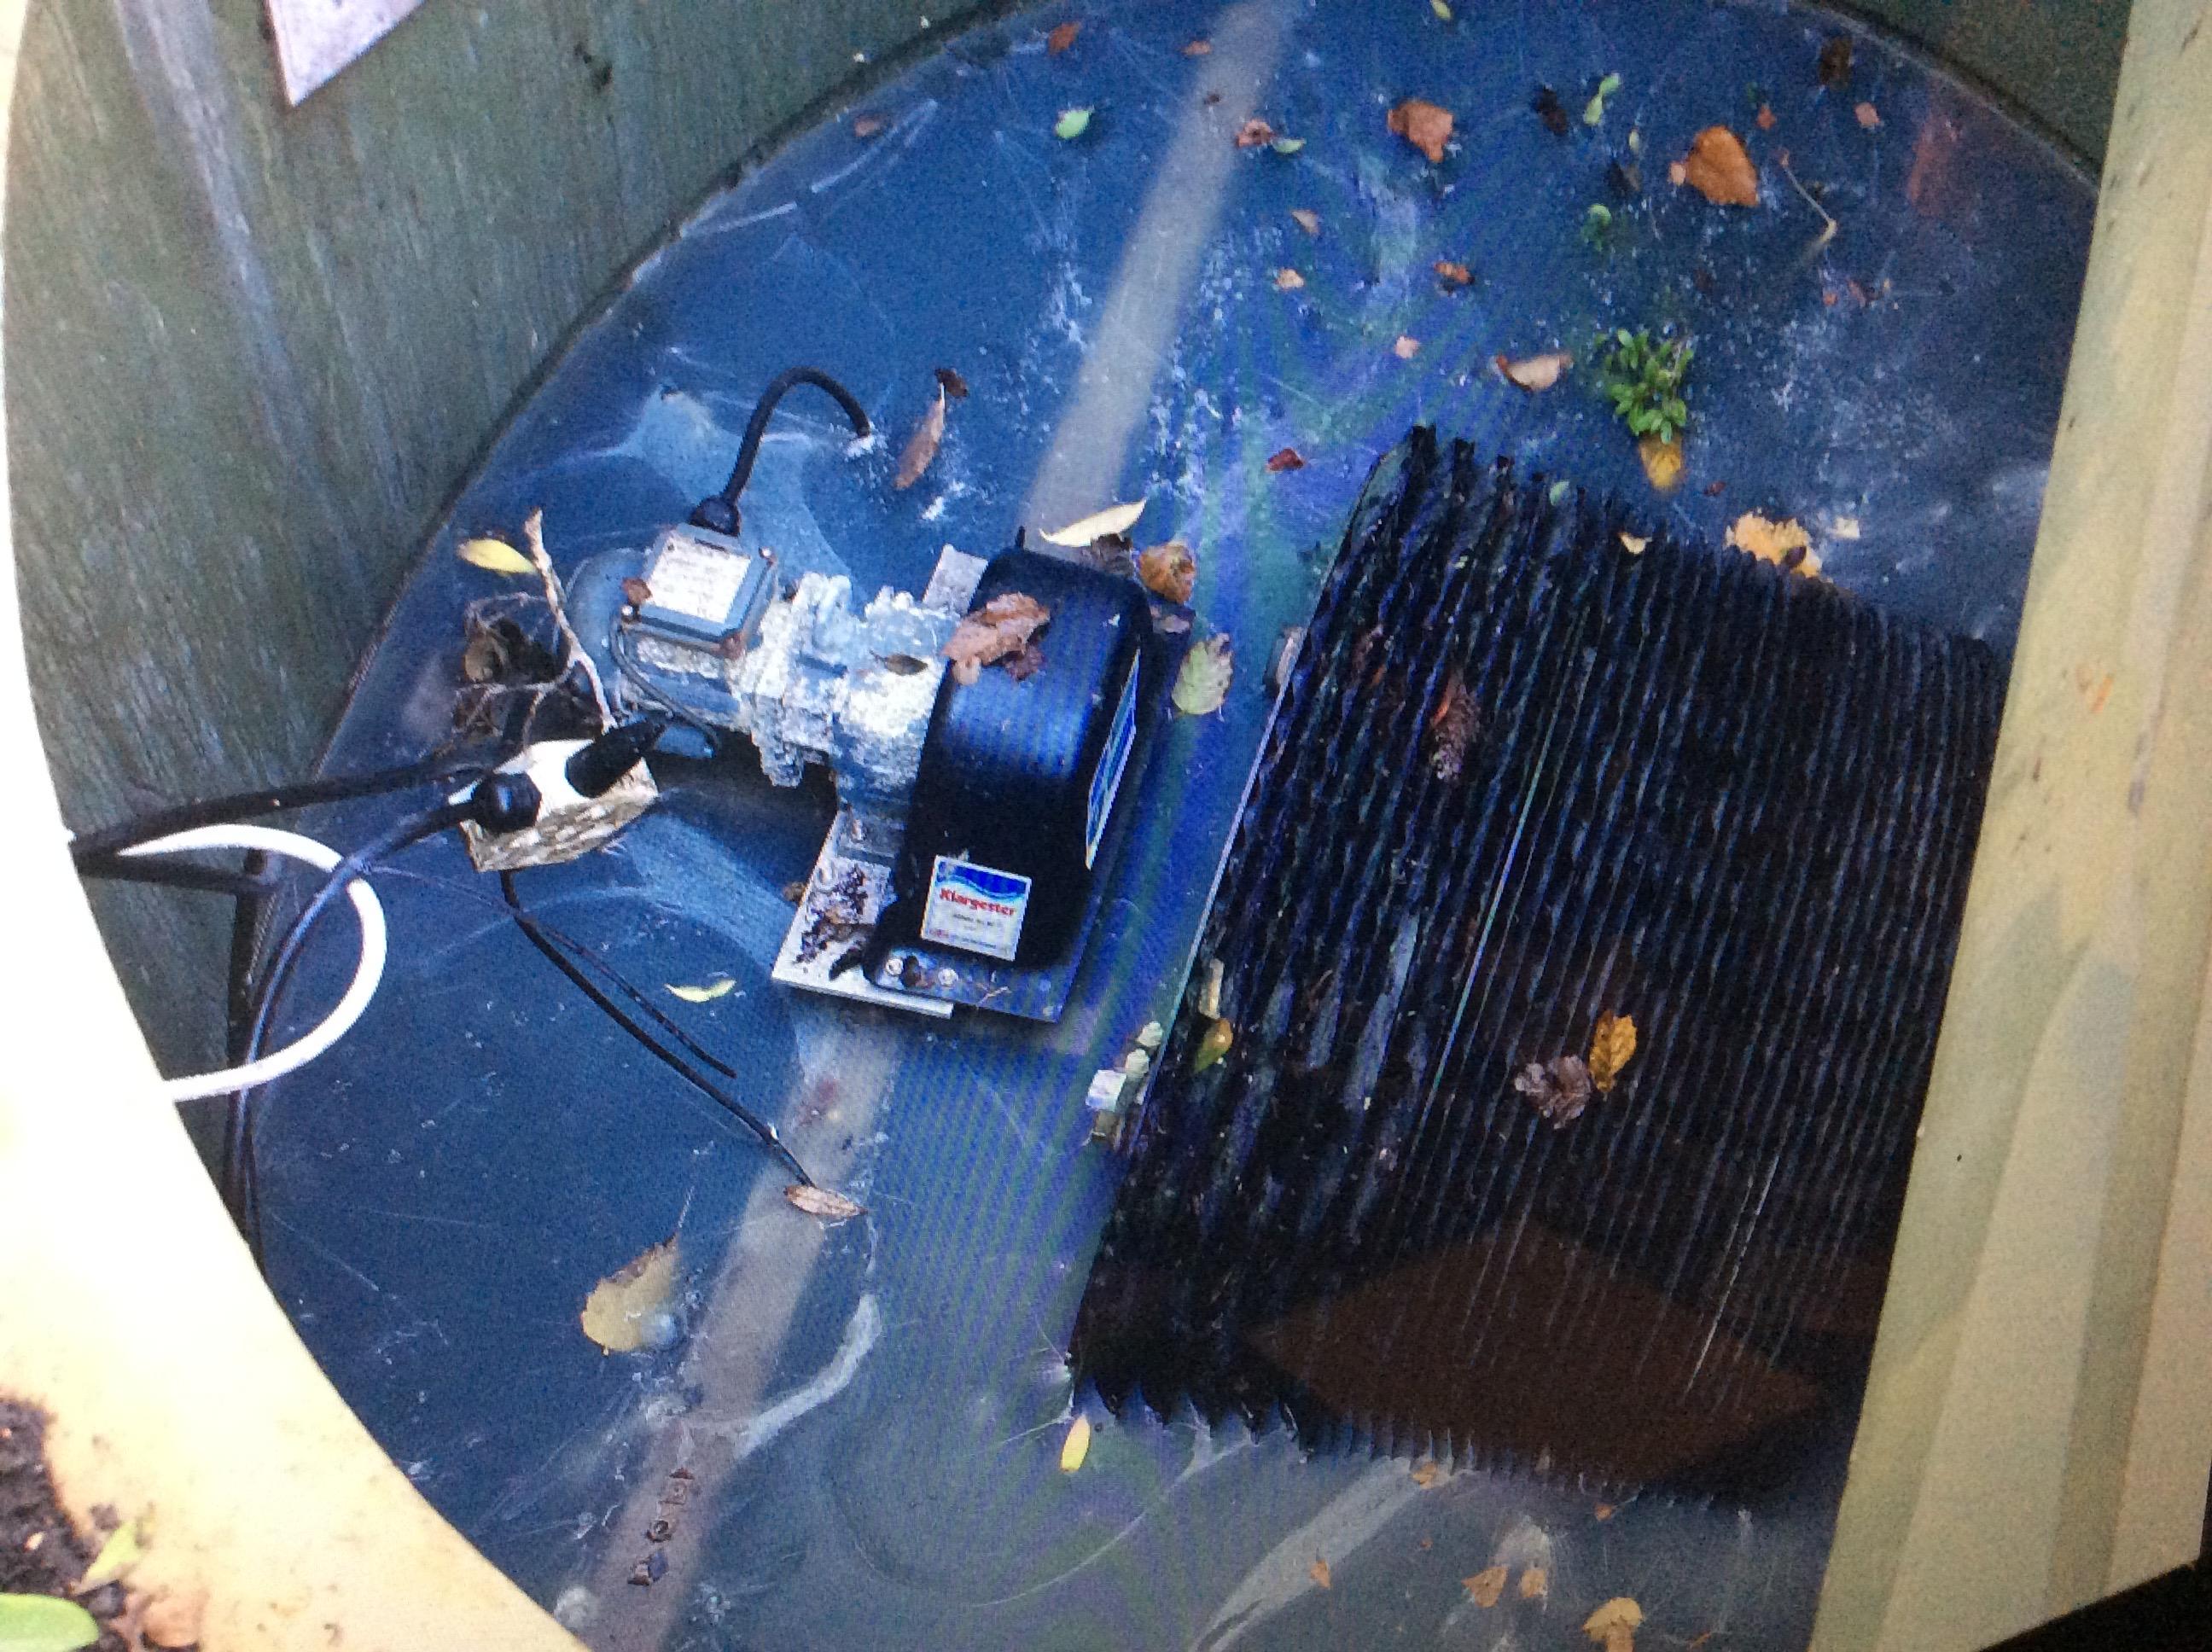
921,858 -> 1031,962
645,537 -> 753,629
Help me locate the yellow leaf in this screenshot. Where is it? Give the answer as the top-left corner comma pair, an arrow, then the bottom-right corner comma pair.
579,1239 -> 679,1354
77,1515 -> 148,1590
1409,1460 -> 1442,1486
1060,1415 -> 1092,1472
1618,532 -> 1650,556
1040,500 -> 1146,546
1193,1017 -> 1235,1072
784,1184 -> 866,1221
1585,1597 -> 1645,1652
1173,633 -> 1235,716
666,977 -> 736,1003
1289,207 -> 1321,236
1309,1556 -> 1332,1589
1678,125 -> 1758,206
1726,511 -> 1823,577
1464,1565 -> 1507,1608
1638,435 -> 1685,492
1519,1564 -> 1549,1601
1431,0 -> 1452,17
1393,335 -> 1422,360
457,536 -> 534,575
1588,1011 -> 1638,1092
1274,267 -> 1306,291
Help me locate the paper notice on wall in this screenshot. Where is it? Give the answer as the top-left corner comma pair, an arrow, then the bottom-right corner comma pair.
267,0 -> 428,105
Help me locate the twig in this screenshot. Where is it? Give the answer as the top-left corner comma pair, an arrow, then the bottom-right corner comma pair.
1777,154 -> 1838,249
522,508 -> 614,729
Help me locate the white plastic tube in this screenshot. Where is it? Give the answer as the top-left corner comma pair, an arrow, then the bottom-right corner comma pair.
117,823 -> 388,1103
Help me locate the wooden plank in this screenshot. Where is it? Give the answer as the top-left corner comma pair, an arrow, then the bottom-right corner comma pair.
1816,2 -> 2212,1645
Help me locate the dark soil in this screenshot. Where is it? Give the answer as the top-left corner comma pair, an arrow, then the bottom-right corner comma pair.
1,1396 -> 130,1649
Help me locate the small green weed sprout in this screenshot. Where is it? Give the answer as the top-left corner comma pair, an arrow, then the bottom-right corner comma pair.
1597,328 -> 1693,445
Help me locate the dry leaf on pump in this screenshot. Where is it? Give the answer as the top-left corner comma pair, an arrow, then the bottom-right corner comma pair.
457,536 -> 534,575
1309,1557 -> 1332,1590
1585,1597 -> 1645,1652
1388,97 -> 1455,163
1435,259 -> 1473,287
1427,668 -> 1478,781
667,978 -> 736,1003
1266,447 -> 1307,473
1855,101 -> 1882,129
1289,207 -> 1321,235
1464,1565 -> 1508,1608
1639,435 -> 1685,492
1173,634 -> 1235,716
1138,542 -> 1197,603
1042,500 -> 1146,546
1518,1565 -> 1549,1601
1727,511 -> 1823,576
1060,1414 -> 1092,1472
853,113 -> 888,140
934,366 -> 970,398
1619,532 -> 1650,556
1393,335 -> 1422,360
1515,1055 -> 1594,1126
1679,125 -> 1760,206
1410,1460 -> 1442,1487
785,1184 -> 866,1221
895,387 -> 946,490
1496,351 -> 1572,392
1236,116 -> 1278,148
1274,267 -> 1307,291
1047,20 -> 1080,53
1184,38 -> 1211,55
1588,1011 -> 1638,1091
579,1238 -> 680,1353
943,593 -> 1052,685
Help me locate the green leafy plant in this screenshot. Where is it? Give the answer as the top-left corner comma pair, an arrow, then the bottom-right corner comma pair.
1597,327 -> 1693,445
1580,201 -> 1616,251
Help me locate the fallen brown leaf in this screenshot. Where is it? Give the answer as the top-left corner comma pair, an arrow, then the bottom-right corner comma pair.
853,113 -> 888,140
944,592 -> 1052,685
1533,84 -> 1570,136
1427,668 -> 1478,781
142,1585 -> 208,1650
1410,1460 -> 1443,1487
1619,532 -> 1650,556
895,386 -> 946,490
1679,125 -> 1760,206
1274,266 -> 1306,290
1756,102 -> 1777,131
1434,259 -> 1473,287
1393,334 -> 1422,360
1515,1055 -> 1594,1127
1464,1565 -> 1508,1608
1193,1016 -> 1235,1071
1266,447 -> 1307,473
784,1184 -> 866,1221
1726,511 -> 1823,577
1585,1597 -> 1645,1652
1047,20 -> 1080,53
934,365 -> 970,398
1236,116 -> 1278,148
1588,1011 -> 1638,1092
1496,351 -> 1572,392
1819,34 -> 1854,88
1310,1557 -> 1332,1590
1289,207 -> 1321,235
1184,38 -> 1211,55
1138,541 -> 1196,604
580,1238 -> 680,1353
1595,1502 -> 1617,1521
1388,97 -> 1455,163
1855,100 -> 1881,129
1519,1565 -> 1549,1602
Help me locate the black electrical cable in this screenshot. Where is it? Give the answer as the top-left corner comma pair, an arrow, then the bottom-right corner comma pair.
498,870 -> 816,1185
228,798 -> 476,1259
76,858 -> 287,900
690,366 -> 870,535
68,748 -> 495,864
608,624 -> 724,750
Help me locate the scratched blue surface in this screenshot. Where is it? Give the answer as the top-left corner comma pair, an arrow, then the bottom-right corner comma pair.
253,2 -> 2091,1647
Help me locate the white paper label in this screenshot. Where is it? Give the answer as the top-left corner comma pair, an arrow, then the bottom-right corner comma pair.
920,857 -> 1031,962
647,538 -> 752,627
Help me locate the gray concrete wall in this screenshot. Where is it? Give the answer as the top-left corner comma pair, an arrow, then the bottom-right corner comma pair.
1,0 -> 2120,1072
5,0 -> 985,1068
